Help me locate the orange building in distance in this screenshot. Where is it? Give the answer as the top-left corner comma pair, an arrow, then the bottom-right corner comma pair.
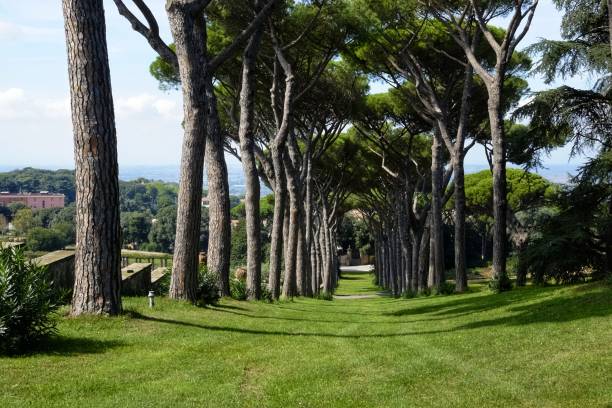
0,192 -> 65,209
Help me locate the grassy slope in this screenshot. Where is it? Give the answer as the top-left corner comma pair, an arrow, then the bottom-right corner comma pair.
1,273 -> 610,407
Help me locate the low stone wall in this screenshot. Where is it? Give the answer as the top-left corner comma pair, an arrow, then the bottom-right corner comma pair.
151,267 -> 168,292
33,250 -> 75,292
1,241 -> 25,250
121,263 -> 152,296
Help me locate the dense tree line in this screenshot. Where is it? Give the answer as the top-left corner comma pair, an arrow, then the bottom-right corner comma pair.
53,0 -> 609,314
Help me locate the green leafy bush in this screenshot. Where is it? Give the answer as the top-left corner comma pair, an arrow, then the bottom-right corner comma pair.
260,286 -> 273,303
316,292 -> 334,301
401,289 -> 417,299
0,248 -> 58,354
433,282 -> 456,295
489,275 -> 513,293
26,227 -> 68,252
196,266 -> 220,306
230,279 -> 248,300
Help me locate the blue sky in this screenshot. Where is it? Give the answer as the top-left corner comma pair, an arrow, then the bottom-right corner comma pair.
0,0 -> 592,169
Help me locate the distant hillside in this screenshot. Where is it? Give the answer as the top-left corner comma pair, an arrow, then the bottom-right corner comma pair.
0,168 -> 76,202
0,168 -> 180,207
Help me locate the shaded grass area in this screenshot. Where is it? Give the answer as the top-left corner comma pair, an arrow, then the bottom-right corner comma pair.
1,273 -> 610,407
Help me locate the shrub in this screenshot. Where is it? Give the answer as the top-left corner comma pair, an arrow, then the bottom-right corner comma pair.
196,266 -> 220,307
316,292 -> 334,301
401,289 -> 417,299
0,248 -> 58,354
433,281 -> 456,296
26,227 -> 68,252
489,275 -> 513,293
418,287 -> 432,297
154,270 -> 171,296
230,279 -> 248,300
260,285 -> 273,303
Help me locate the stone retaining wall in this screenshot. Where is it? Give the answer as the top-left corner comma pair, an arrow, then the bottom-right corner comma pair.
121,263 -> 152,296
33,250 -> 75,292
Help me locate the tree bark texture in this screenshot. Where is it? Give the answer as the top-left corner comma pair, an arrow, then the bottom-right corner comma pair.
166,4 -> 209,301
268,147 -> 286,299
205,79 -> 232,296
238,24 -> 264,300
430,132 -> 445,290
282,153 -> 300,297
453,155 -> 468,292
63,0 -> 122,315
488,84 -> 508,282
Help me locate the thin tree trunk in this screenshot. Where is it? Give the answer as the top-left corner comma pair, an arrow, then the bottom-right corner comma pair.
282,160 -> 299,297
608,0 -> 612,56
453,154 -> 468,292
418,222 -> 430,292
268,147 -> 286,299
410,230 -> 420,292
167,3 -> 208,302
64,0 -> 122,315
238,22 -> 264,300
488,85 -> 508,283
304,153 -> 314,295
206,80 -> 231,296
430,132 -> 445,290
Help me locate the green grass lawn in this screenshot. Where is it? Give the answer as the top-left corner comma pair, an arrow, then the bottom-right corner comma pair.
1,273 -> 611,407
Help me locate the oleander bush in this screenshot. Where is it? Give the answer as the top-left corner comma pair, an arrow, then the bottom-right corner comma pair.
0,247 -> 58,354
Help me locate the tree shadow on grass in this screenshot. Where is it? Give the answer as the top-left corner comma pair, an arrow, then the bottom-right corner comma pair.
127,310 -> 449,339
386,285 -> 560,318
3,336 -> 124,358
210,303 -> 249,311
456,288 -> 612,330
208,306 -> 397,324
388,283 -> 611,328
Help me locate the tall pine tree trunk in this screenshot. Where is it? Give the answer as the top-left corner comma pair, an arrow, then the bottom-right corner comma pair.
206,80 -> 231,296
430,132 -> 445,290
268,147 -> 286,299
238,24 -> 264,300
282,154 -> 299,297
488,84 -> 508,284
167,3 -> 208,301
64,0 -> 122,315
453,154 -> 468,292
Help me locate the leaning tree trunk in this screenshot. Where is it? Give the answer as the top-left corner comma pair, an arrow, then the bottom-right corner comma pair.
206,80 -> 232,296
453,154 -> 468,292
488,82 -> 508,283
238,24 -> 264,300
64,0 -> 122,315
167,3 -> 209,301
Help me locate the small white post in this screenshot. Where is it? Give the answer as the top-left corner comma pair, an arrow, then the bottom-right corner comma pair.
148,290 -> 155,308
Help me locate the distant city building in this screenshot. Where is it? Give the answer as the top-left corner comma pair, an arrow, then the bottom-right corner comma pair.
0,192 -> 65,209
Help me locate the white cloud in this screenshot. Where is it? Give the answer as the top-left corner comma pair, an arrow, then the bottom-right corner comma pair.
152,99 -> 180,119
0,20 -> 61,42
115,93 -> 181,120
0,88 -> 181,121
0,88 -> 69,120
